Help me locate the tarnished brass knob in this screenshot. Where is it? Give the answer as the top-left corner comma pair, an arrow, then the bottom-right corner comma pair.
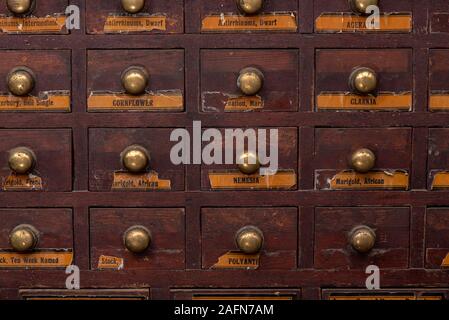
121,145 -> 150,173
9,224 -> 39,252
236,0 -> 263,15
7,67 -> 35,96
121,0 -> 145,14
349,0 -> 379,15
235,226 -> 264,254
237,67 -> 264,96
8,147 -> 35,174
121,66 -> 149,96
238,152 -> 261,175
349,225 -> 376,253
349,67 -> 377,95
350,148 -> 376,173
6,0 -> 34,15
123,226 -> 151,253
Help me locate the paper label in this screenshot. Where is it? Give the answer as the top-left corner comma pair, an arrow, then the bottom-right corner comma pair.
224,96 -> 263,112
112,171 -> 171,191
315,13 -> 412,32
212,251 -> 260,270
88,91 -> 183,112
97,255 -> 124,270
3,173 -> 43,191
329,295 -> 441,301
0,15 -> 66,33
431,172 -> 449,190
429,93 -> 449,111
441,253 -> 449,267
316,92 -> 412,111
201,13 -> 297,32
104,15 -> 167,33
0,91 -> 70,112
0,250 -> 73,268
208,170 -> 297,190
192,296 -> 293,301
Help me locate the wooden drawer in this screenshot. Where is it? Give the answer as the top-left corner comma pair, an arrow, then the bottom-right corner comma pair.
430,0 -> 449,33
322,289 -> 449,300
314,128 -> 412,190
316,49 -> 413,111
201,49 -> 299,112
425,208 -> 449,268
428,129 -> 449,189
86,0 -> 184,34
314,0 -> 413,33
20,289 -> 150,300
0,208 -> 73,269
0,50 -> 71,112
314,207 -> 410,270
200,0 -> 298,33
171,289 -> 301,300
87,50 -> 184,112
201,127 -> 298,190
89,128 -> 185,191
201,207 -> 298,270
429,50 -> 449,111
90,208 -> 185,270
0,129 -> 72,191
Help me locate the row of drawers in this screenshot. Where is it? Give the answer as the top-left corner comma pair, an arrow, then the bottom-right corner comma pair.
1,206 -> 448,270
4,49 -> 449,112
2,0 -> 449,34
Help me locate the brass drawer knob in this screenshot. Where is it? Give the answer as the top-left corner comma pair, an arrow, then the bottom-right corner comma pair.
123,226 -> 152,253
349,67 -> 377,95
238,152 -> 261,175
8,147 -> 36,174
121,66 -> 149,96
7,0 -> 34,15
236,0 -> 263,15
349,225 -> 376,253
7,67 -> 35,96
121,145 -> 150,173
350,148 -> 376,173
349,0 -> 379,15
9,224 -> 39,252
237,67 -> 264,96
235,226 -> 264,254
121,0 -> 145,14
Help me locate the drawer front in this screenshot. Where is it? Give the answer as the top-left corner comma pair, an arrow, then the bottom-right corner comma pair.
87,50 -> 184,112
0,129 -> 72,191
201,127 -> 298,190
322,289 -> 449,300
0,50 -> 71,112
20,289 -> 150,300
89,128 -> 185,191
314,128 -> 412,190
314,0 -> 413,33
86,0 -> 184,34
428,129 -> 449,189
425,208 -> 449,268
430,0 -> 449,33
90,208 -> 185,270
201,50 -> 299,112
171,289 -> 301,300
429,50 -> 449,111
316,49 -> 413,111
0,208 -> 73,268
314,207 -> 410,269
201,207 -> 298,270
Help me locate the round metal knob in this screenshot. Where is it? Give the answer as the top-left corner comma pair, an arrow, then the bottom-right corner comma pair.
7,67 -> 35,96
124,226 -> 152,253
8,147 -> 35,174
121,145 -> 150,173
121,0 -> 145,14
238,152 -> 261,175
349,67 -> 377,95
350,148 -> 376,173
237,67 -> 264,96
236,0 -> 263,15
6,0 -> 33,15
350,225 -> 376,253
121,66 -> 149,96
349,0 -> 379,15
235,226 -> 264,254
9,224 -> 39,252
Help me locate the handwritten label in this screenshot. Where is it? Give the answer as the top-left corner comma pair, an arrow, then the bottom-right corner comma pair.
202,13 -> 297,32
0,15 -> 66,33
0,250 -> 73,268
112,171 -> 171,191
316,92 -> 412,111
88,91 -> 183,112
97,255 -> 124,270
0,91 -> 70,112
224,96 -> 263,112
104,15 -> 166,33
212,251 -> 260,270
208,170 -> 297,190
3,173 -> 43,191
319,170 -> 409,190
315,13 -> 412,33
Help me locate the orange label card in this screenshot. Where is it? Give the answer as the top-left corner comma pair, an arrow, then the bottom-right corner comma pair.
327,170 -> 409,190
0,91 -> 70,112
429,93 -> 449,111
224,96 -> 263,112
3,173 -> 43,191
329,295 -> 441,301
0,250 -> 73,268
97,255 -> 124,270
201,13 -> 297,32
112,171 -> 171,191
431,172 -> 449,189
104,15 -> 167,33
316,92 -> 412,111
208,170 -> 297,190
212,251 -> 260,270
0,16 -> 66,33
